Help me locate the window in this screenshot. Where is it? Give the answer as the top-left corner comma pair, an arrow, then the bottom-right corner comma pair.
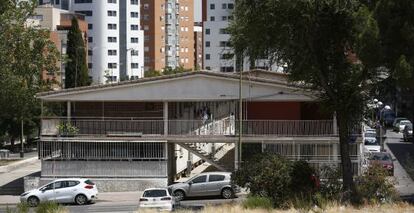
107,0 -> 116,3
191,175 -> 207,184
131,37 -> 139,43
131,50 -> 139,56
67,181 -> 80,187
205,41 -> 210,47
228,3 -> 234,9
107,10 -> 117,16
206,66 -> 211,70
222,16 -> 227,21
143,14 -> 149,20
220,41 -> 231,47
205,28 -> 210,35
210,16 -> 215,21
210,4 -> 215,10
74,0 -> 92,3
108,49 -> 117,56
222,3 -> 227,9
219,28 -> 229,34
88,23 -> 93,29
209,175 -> 225,182
206,54 -> 210,60
88,63 -> 92,68
108,23 -> 117,30
88,50 -> 93,55
75,10 -> 92,16
220,66 -> 234,72
88,37 -> 93,43
220,53 -> 234,59
131,12 -> 139,18
108,63 -> 117,69
131,25 -> 139,30
131,0 -> 138,5
143,3 -> 149,9
107,37 -> 117,43
131,63 -> 139,68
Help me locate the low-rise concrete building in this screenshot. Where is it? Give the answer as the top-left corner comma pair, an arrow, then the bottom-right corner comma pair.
36,70 -> 363,191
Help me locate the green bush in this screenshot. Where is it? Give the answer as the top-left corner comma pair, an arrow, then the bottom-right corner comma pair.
232,153 -> 293,208
319,165 -> 343,201
355,163 -> 398,204
5,203 -> 29,213
242,196 -> 273,210
35,202 -> 67,213
290,160 -> 318,195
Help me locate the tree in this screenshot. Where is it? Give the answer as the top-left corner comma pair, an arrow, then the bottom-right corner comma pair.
65,18 -> 90,88
229,0 -> 381,200
372,0 -> 414,121
0,0 -> 59,149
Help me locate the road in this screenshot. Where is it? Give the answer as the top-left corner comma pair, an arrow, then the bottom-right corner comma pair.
384,130 -> 414,201
0,196 -> 244,213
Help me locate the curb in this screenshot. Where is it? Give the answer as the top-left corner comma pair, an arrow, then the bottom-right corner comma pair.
0,157 -> 39,173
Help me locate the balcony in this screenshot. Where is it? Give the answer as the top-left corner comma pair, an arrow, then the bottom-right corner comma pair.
41,117 -> 337,138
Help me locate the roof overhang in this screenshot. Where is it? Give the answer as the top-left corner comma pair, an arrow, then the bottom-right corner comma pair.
37,71 -> 316,102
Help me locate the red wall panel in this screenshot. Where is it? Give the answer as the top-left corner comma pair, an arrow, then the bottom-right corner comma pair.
246,102 -> 301,120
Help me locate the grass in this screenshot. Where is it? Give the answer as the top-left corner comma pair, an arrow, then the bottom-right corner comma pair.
135,202 -> 414,213
5,202 -> 68,213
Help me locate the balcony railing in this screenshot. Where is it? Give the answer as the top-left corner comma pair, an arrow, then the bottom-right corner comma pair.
41,117 -> 337,137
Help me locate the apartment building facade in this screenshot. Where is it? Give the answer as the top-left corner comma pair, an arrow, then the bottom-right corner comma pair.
202,0 -> 279,72
141,0 -> 194,72
194,22 -> 203,69
31,5 -> 88,89
39,0 -> 145,84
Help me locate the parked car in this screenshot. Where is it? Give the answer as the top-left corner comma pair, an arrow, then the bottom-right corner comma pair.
397,120 -> 412,133
368,152 -> 394,176
168,172 -> 240,201
393,117 -> 408,132
20,178 -> 98,207
138,188 -> 177,211
363,132 -> 380,153
403,123 -> 413,142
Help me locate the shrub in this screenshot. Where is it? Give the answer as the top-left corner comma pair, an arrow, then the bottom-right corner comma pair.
290,160 -> 318,195
232,153 -> 293,208
5,203 -> 29,213
319,165 -> 343,201
242,196 -> 273,210
35,202 -> 68,213
355,162 -> 398,204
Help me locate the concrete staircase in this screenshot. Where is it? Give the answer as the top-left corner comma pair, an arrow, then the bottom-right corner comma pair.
179,143 -> 234,172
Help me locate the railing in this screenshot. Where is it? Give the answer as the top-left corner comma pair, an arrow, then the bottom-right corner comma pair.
41,117 -> 337,137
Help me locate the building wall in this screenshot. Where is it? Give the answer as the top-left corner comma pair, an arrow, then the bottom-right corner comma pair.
194,23 -> 203,69
70,0 -> 144,84
246,102 -> 301,120
178,0 -> 195,70
141,0 -> 194,72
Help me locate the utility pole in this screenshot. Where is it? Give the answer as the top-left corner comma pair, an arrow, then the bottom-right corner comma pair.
238,57 -> 243,170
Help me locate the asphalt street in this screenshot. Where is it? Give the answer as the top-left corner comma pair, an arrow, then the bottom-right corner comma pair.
0,196 -> 244,213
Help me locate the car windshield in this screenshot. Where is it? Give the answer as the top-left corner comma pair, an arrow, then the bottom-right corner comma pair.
370,153 -> 391,161
400,121 -> 411,125
143,190 -> 167,197
364,140 -> 379,145
84,180 -> 95,185
364,133 -> 376,138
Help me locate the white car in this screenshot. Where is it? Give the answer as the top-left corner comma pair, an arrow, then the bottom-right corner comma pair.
139,188 -> 177,211
20,178 -> 98,207
398,120 -> 412,132
363,132 -> 380,153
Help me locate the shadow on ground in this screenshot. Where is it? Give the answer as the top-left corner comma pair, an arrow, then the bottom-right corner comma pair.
0,171 -> 40,195
387,141 -> 414,180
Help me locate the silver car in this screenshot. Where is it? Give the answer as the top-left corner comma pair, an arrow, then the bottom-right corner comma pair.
168,172 -> 239,201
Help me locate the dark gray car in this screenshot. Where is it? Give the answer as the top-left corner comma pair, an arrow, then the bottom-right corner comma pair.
168,172 -> 238,201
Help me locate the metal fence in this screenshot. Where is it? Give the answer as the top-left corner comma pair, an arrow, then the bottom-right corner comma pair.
42,118 -> 337,137
38,140 -> 167,160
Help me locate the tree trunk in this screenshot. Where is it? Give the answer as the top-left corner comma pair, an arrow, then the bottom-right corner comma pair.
337,113 -> 356,201
10,137 -> 15,151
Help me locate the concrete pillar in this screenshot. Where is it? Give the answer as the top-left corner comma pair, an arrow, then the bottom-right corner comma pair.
235,141 -> 239,170
333,112 -> 338,135
67,101 -> 71,122
163,102 -> 168,136
167,143 -> 176,185
333,142 -> 339,162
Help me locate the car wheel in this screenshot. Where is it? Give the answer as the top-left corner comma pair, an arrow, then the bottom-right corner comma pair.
221,188 -> 233,199
75,194 -> 88,205
174,190 -> 185,201
27,196 -> 39,207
